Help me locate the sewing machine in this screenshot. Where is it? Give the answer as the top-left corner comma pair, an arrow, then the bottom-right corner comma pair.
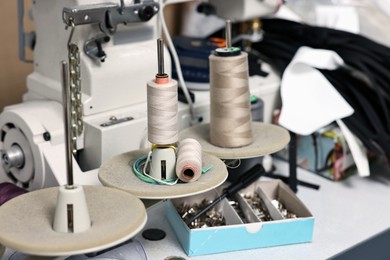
0,0 -> 282,190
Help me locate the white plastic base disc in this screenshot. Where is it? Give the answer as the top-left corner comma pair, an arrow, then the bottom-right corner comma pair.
98,149 -> 228,199
0,186 -> 147,257
179,122 -> 290,159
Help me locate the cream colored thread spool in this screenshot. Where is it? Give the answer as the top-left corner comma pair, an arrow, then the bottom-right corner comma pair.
147,79 -> 178,145
209,51 -> 253,148
176,138 -> 202,183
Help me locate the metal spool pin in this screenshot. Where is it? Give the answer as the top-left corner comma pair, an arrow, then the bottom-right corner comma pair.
214,19 -> 240,57
61,61 -> 74,189
56,61 -> 91,234
156,38 -> 168,80
157,38 -> 164,76
225,19 -> 232,49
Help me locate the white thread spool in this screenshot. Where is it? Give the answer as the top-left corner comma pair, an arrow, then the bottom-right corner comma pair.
209,51 -> 253,148
176,138 -> 202,183
147,79 -> 178,145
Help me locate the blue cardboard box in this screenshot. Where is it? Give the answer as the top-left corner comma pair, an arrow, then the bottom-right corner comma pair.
166,180 -> 314,256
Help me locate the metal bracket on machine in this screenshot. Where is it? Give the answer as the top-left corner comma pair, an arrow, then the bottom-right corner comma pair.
84,35 -> 111,62
63,0 -> 159,34
63,0 -> 159,61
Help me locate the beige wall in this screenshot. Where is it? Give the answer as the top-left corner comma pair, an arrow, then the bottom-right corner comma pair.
0,2 -> 182,112
0,1 -> 33,111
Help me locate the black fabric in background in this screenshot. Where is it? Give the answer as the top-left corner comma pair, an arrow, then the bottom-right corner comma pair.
210,18 -> 390,161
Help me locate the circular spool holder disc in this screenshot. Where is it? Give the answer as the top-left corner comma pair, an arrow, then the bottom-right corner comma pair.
0,186 -> 147,257
179,122 -> 290,159
98,149 -> 228,199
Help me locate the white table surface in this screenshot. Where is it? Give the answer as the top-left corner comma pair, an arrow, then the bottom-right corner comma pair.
135,158 -> 390,260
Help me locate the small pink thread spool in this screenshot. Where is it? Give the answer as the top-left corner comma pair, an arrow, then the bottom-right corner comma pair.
176,138 -> 202,183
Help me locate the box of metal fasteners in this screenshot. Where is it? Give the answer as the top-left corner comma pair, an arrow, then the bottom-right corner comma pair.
165,180 -> 314,256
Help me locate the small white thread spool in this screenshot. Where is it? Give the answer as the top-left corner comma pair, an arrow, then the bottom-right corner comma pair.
176,138 -> 202,183
209,51 -> 253,148
147,79 -> 178,145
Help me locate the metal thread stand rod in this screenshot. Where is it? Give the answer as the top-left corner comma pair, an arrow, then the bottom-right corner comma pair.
157,38 -> 164,75
61,61 -> 74,188
225,19 -> 232,49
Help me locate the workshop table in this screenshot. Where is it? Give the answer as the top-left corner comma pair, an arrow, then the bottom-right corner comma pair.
135,158 -> 390,260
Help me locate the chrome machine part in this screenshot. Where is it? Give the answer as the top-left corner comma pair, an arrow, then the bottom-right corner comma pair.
1,144 -> 25,170
1,127 -> 33,186
68,39 -> 84,143
84,35 -> 110,62
65,17 -> 84,150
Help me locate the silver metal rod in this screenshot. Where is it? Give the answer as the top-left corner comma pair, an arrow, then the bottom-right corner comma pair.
225,19 -> 232,49
61,61 -> 74,188
157,38 -> 164,75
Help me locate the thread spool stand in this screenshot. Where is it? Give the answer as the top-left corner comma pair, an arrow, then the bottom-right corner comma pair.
98,39 -> 228,199
0,60 -> 147,257
0,185 -> 147,256
179,20 -> 290,172
98,148 -> 228,199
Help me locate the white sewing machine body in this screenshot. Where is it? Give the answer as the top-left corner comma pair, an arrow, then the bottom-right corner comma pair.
0,0 -> 281,190
1,0 -> 166,189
